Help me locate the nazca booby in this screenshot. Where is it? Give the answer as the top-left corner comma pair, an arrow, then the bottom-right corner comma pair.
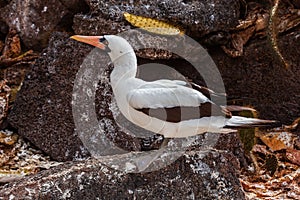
71,35 -> 276,138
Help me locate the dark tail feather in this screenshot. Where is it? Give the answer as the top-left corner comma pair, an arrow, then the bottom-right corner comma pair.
190,82 -> 227,98
225,105 -> 257,112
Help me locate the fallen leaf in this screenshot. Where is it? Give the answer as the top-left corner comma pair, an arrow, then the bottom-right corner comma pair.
256,131 -> 295,151
124,12 -> 184,36
286,148 -> 300,166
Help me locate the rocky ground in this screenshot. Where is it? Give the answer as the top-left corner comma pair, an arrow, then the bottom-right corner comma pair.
0,0 -> 299,199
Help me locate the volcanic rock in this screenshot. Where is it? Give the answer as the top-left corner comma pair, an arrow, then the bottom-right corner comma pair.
73,0 -> 240,38
0,0 -> 88,50
0,150 -> 245,200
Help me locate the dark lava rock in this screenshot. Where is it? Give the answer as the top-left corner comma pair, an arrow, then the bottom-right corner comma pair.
60,0 -> 89,13
212,28 -> 300,124
73,0 -> 240,37
287,0 -> 300,8
0,0 -> 8,8
8,32 -> 92,161
0,0 -> 88,50
0,20 -> 8,40
0,150 -> 245,200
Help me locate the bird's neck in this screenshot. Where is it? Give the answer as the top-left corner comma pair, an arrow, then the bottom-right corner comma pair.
110,51 -> 137,88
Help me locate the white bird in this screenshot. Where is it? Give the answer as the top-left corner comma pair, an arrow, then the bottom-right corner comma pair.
71,35 -> 276,138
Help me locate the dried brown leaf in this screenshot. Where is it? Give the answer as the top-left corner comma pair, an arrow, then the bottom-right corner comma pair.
257,131 -> 295,151
286,148 -> 300,166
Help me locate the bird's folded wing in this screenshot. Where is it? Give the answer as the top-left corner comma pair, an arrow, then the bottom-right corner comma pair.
127,86 -> 210,109
139,79 -> 188,89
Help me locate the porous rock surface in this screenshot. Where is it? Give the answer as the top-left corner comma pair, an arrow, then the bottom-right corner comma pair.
0,0 -> 89,50
73,0 -> 240,37
8,32 -> 92,161
213,29 -> 300,124
0,150 -> 245,200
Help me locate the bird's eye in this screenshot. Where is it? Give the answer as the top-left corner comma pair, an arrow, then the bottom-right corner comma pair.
100,37 -> 109,45
99,37 -> 106,43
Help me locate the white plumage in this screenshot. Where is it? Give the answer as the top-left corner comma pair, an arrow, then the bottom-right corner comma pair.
128,84 -> 210,109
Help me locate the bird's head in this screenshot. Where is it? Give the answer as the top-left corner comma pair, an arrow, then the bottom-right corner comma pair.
70,35 -> 134,62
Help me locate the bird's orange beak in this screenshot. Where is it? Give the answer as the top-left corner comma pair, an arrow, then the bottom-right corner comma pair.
70,35 -> 106,50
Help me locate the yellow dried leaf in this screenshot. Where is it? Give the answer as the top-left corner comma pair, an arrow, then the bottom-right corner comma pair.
256,131 -> 294,151
124,12 -> 184,36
